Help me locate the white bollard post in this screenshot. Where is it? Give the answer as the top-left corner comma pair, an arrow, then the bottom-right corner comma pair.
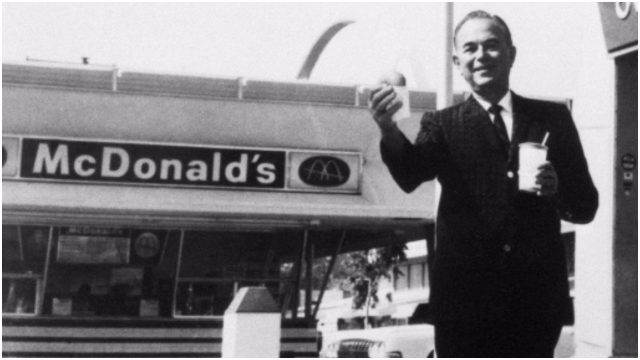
222,287 -> 281,358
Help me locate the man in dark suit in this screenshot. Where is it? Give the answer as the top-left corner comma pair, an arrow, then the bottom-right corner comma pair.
369,10 -> 598,357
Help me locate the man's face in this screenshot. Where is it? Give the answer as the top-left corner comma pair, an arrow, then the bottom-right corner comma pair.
453,18 -> 516,97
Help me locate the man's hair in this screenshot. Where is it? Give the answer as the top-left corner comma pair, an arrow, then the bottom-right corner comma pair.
453,10 -> 513,47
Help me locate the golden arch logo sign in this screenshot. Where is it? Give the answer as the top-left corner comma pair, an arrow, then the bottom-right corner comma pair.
289,152 -> 360,193
298,156 -> 351,187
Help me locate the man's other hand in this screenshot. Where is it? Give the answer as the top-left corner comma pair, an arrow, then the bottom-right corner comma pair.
536,161 -> 558,197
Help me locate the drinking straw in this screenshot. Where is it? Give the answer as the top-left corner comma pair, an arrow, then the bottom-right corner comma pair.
541,132 -> 550,146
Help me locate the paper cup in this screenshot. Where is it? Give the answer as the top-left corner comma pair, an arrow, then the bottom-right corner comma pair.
376,71 -> 410,122
519,142 -> 548,192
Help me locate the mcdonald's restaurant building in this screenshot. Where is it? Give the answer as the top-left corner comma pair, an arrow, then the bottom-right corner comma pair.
1,63 -> 438,357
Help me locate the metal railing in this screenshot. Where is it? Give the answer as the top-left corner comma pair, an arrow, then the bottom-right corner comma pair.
2,62 -> 450,110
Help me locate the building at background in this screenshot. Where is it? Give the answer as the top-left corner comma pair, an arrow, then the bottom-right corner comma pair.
1,62 -> 440,357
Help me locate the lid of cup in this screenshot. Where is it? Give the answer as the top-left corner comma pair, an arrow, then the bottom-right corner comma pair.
519,142 -> 547,149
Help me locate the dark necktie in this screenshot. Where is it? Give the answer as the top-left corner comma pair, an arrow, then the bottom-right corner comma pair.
489,104 -> 510,153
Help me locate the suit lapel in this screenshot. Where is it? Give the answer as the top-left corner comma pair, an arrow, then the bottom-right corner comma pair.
511,93 -> 533,146
511,93 -> 552,169
509,93 -> 532,166
462,96 -> 505,154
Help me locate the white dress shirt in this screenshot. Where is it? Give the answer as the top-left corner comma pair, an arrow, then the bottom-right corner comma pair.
473,91 -> 514,142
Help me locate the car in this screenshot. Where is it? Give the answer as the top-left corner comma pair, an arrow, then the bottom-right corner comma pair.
320,323 -> 434,358
319,303 -> 435,358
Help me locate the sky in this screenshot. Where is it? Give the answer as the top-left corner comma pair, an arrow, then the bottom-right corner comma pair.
2,3 -> 444,85
2,2 -> 608,97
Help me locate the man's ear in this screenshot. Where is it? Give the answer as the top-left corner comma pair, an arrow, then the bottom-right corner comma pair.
509,46 -> 517,67
452,53 -> 464,76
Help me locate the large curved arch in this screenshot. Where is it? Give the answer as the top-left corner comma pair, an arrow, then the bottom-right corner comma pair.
297,20 -> 355,80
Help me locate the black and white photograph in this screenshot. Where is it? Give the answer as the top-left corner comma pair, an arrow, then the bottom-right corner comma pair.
2,2 -> 637,358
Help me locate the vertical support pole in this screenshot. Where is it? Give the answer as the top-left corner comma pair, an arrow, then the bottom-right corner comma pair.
434,2 -> 454,231
437,2 -> 454,110
292,231 -> 307,320
172,229 -> 185,317
304,230 -> 313,321
39,226 -> 54,315
313,231 -> 347,318
281,261 -> 299,318
17,226 -> 24,262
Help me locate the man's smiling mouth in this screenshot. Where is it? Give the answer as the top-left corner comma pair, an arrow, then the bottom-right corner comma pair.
474,65 -> 494,72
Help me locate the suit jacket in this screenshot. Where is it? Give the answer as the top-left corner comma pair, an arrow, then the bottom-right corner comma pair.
381,93 -> 598,324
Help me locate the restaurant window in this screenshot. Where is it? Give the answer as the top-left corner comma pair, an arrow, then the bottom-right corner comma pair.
3,225 -> 302,319
42,227 -> 180,317
3,225 -> 50,315
174,230 -> 297,318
